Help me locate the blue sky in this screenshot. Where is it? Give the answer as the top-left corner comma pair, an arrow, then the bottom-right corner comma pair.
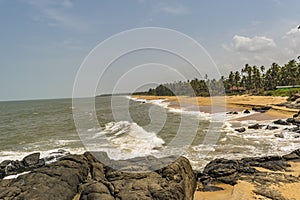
1,0 -> 300,100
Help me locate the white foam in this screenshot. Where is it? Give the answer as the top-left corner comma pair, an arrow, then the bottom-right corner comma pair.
3,171 -> 31,180
87,121 -> 165,160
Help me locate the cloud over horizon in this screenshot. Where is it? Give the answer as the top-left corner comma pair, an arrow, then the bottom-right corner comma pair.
231,35 -> 276,52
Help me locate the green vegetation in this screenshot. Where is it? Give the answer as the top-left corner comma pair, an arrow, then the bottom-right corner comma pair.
265,88 -> 300,97
143,59 -> 300,97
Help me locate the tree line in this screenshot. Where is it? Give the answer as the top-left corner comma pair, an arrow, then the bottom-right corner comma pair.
139,59 -> 300,96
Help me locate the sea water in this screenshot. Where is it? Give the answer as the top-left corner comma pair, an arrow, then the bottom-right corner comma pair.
0,96 -> 299,170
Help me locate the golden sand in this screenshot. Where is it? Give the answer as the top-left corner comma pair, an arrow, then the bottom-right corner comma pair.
132,95 -> 298,120
194,181 -> 256,200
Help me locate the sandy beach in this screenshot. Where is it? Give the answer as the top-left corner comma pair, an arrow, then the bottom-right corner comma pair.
132,95 -> 298,120
194,160 -> 300,200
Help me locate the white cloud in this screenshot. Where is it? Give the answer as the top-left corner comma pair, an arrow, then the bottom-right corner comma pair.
219,26 -> 300,75
26,0 -> 89,31
286,27 -> 300,35
157,3 -> 187,15
231,35 -> 276,52
283,27 -> 300,51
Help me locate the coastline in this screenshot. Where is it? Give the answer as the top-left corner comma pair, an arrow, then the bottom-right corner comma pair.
132,95 -> 298,120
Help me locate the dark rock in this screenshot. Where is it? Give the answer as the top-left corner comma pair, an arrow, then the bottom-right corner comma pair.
273,119 -> 289,125
226,111 -> 238,114
288,93 -> 300,102
274,133 -> 284,138
22,152 -> 40,166
203,159 -> 239,178
248,123 -> 263,129
0,152 -> 196,200
286,118 -> 295,123
243,109 -> 250,114
288,126 -> 300,132
199,184 -> 224,192
266,125 -> 279,130
252,106 -> 271,113
293,119 -> 300,125
235,127 -> 246,133
293,114 -> 299,118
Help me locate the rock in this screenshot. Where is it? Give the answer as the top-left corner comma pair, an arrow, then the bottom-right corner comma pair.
266,125 -> 279,130
243,109 -> 250,114
288,126 -> 300,132
288,93 -> 300,102
248,123 -> 263,129
273,119 -> 289,125
286,118 -> 295,123
226,111 -> 238,114
293,114 -> 299,118
22,152 -> 40,166
274,133 -> 284,138
235,127 -> 246,133
252,106 -> 271,113
43,149 -> 70,163
0,152 -> 196,200
197,149 -> 300,194
199,184 -> 224,192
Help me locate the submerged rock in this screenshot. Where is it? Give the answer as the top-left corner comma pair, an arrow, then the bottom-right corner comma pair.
274,133 -> 284,138
266,125 -> 279,130
248,123 -> 263,129
243,109 -> 250,114
235,127 -> 246,133
273,119 -> 289,125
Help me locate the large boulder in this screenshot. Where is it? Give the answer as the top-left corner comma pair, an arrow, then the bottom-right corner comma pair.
0,152 -> 196,200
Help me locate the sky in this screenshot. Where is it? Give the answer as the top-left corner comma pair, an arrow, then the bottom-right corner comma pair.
1,0 -> 300,100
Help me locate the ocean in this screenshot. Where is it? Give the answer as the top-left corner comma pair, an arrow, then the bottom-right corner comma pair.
0,96 -> 299,170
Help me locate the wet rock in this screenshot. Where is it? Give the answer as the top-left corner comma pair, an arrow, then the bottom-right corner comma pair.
252,106 -> 271,113
248,123 -> 263,129
243,109 -> 250,114
288,126 -> 300,132
235,127 -> 246,133
266,125 -> 279,130
274,133 -> 284,138
22,152 -> 40,166
286,118 -> 295,123
273,119 -> 289,125
226,111 -> 238,114
43,149 -> 70,163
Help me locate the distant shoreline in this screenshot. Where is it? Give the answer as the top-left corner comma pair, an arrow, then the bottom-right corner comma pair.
132,95 -> 299,120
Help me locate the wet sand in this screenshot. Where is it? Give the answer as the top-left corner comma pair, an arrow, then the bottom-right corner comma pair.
132,95 -> 298,120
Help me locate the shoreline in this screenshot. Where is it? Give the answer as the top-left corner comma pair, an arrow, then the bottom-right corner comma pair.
1,149 -> 300,199
132,95 -> 298,121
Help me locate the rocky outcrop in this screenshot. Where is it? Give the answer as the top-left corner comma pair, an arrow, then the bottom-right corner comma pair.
0,150 -> 70,179
196,149 -> 300,199
0,152 -> 196,200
